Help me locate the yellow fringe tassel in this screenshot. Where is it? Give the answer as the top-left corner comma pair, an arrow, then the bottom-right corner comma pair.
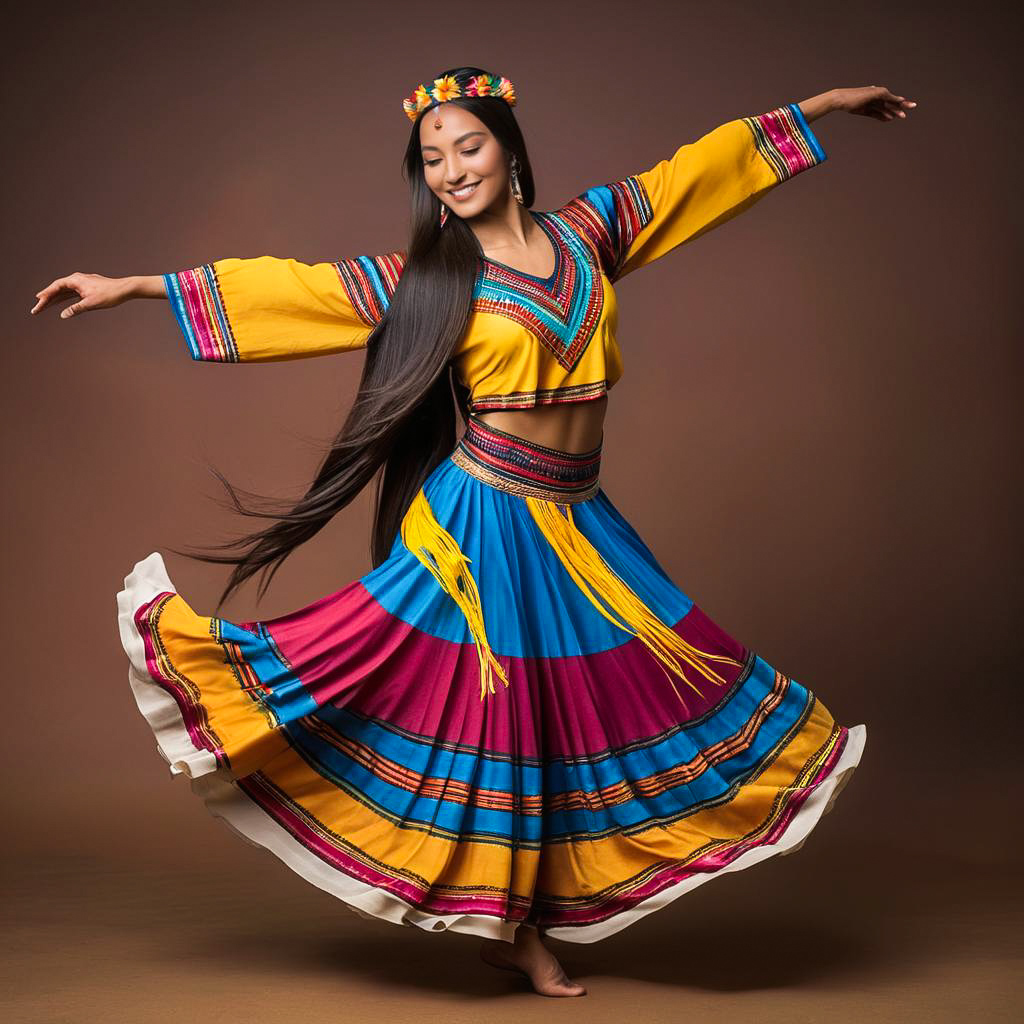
400,488 -> 510,701
525,497 -> 745,708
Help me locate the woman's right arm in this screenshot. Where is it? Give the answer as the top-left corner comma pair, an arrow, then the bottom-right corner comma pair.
31,272 -> 166,318
32,252 -> 407,362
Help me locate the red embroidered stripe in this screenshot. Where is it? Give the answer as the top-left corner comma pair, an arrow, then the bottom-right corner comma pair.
334,250 -> 407,327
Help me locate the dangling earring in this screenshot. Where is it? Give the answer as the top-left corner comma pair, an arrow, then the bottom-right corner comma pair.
509,155 -> 524,205
439,201 -> 449,227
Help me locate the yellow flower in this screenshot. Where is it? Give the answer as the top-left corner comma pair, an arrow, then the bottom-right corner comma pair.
431,74 -> 461,103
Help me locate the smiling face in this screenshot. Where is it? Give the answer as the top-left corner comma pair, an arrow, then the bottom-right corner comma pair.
418,103 -> 512,216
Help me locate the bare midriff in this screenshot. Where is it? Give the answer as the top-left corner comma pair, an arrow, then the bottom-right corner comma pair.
472,394 -> 608,454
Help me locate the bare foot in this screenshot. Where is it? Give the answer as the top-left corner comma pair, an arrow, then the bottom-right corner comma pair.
479,925 -> 587,997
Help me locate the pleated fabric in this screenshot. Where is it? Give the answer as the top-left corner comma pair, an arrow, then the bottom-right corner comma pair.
116,415 -> 865,944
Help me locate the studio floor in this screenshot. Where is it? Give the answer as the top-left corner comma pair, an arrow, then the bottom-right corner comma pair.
3,833 -> 1019,1023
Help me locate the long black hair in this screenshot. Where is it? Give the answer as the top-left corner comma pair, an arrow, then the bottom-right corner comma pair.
172,67 -> 536,612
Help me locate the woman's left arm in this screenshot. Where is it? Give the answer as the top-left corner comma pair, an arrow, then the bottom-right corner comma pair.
562,86 -> 916,283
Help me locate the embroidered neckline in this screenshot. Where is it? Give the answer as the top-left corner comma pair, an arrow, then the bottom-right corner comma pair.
473,210 -> 560,285
471,213 -> 607,374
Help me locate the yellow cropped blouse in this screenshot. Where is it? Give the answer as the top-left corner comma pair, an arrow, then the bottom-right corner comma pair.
164,104 -> 825,413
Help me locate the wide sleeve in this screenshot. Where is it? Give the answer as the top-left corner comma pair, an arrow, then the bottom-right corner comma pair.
559,103 -> 826,282
162,251 -> 406,361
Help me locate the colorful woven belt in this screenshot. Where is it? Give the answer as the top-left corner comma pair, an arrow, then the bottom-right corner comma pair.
451,414 -> 602,503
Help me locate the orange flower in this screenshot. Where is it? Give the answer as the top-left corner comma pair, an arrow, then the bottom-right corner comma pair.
431,75 -> 461,103
402,83 -> 432,120
494,77 -> 517,105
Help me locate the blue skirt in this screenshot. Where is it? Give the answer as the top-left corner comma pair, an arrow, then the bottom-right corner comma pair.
117,413 -> 866,943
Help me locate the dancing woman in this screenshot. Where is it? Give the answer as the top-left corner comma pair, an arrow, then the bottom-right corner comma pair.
32,68 -> 914,997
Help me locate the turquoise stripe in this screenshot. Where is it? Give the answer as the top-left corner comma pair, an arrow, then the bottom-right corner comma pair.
162,272 -> 201,360
290,708 -> 544,840
216,618 -> 317,721
579,184 -> 620,251
162,267 -> 237,361
787,101 -> 827,164
356,254 -> 394,316
280,654 -> 809,840
472,223 -> 597,359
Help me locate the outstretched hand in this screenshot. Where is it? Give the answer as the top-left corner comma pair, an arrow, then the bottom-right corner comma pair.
31,272 -> 135,319
833,86 -> 917,121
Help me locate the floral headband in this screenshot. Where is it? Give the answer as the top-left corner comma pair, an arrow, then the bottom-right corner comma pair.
402,71 -> 517,122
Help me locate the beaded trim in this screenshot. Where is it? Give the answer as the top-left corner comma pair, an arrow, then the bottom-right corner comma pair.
451,416 -> 602,504
740,103 -> 827,181
163,266 -> 239,362
451,448 -> 600,503
468,379 -> 611,413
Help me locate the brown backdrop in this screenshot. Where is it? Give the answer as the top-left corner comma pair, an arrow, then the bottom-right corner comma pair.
3,1 -> 1020,1020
